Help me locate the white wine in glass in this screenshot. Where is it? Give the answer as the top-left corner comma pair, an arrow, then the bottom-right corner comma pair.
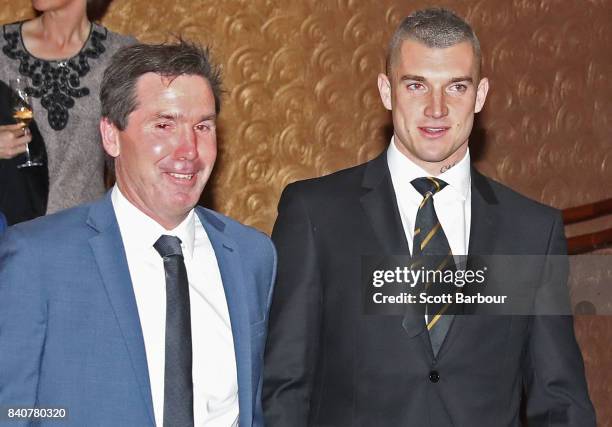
10,77 -> 42,168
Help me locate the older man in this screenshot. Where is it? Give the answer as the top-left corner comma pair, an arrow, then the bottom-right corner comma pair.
263,8 -> 595,427
0,41 -> 276,427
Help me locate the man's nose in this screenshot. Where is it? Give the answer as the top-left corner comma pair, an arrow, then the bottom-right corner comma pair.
424,90 -> 449,119
174,127 -> 198,160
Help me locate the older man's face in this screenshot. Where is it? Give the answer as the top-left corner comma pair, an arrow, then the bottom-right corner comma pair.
101,73 -> 217,229
378,39 -> 488,175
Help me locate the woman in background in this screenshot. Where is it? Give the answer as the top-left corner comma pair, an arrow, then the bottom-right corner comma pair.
0,78 -> 47,225
0,0 -> 135,222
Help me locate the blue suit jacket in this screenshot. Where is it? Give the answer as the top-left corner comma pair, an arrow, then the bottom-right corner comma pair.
0,211 -> 6,233
0,194 -> 276,426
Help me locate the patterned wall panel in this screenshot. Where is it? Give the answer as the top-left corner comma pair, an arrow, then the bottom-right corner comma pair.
2,0 -> 610,424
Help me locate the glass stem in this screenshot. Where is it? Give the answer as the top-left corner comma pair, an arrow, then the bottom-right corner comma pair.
24,140 -> 31,162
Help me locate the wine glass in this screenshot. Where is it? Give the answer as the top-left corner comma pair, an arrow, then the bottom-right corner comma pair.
9,76 -> 42,168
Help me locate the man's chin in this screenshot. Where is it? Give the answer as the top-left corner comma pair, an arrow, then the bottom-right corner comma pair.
414,150 -> 454,165
170,196 -> 199,213
417,144 -> 466,166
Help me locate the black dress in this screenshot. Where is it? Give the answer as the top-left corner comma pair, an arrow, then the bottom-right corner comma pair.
0,79 -> 48,225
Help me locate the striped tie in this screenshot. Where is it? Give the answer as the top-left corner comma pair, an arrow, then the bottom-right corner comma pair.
411,177 -> 457,356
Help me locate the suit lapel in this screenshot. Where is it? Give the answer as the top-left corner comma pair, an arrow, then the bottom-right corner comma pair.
86,194 -> 155,425
465,168 -> 500,317
360,153 -> 410,255
467,168 -> 499,257
436,169 -> 500,358
197,208 -> 253,426
359,153 -> 425,338
415,168 -> 502,359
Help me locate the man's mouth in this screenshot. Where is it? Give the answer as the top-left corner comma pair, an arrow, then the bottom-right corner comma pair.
418,126 -> 450,138
168,172 -> 194,180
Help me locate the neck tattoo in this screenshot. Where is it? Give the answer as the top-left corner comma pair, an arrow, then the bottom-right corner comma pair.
440,162 -> 458,174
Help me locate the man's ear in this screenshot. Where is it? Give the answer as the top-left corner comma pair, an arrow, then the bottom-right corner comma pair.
377,73 -> 392,111
100,117 -> 120,157
474,77 -> 489,113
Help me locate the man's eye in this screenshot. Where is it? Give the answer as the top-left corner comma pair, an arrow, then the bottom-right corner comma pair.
155,123 -> 170,129
195,123 -> 213,132
449,84 -> 467,92
407,83 -> 424,90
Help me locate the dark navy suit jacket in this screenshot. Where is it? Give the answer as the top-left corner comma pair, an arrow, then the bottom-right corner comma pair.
263,153 -> 595,427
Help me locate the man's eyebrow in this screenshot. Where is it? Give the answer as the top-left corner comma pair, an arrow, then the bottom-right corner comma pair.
400,74 -> 426,82
198,113 -> 217,122
151,113 -> 217,121
153,112 -> 178,120
398,75 -> 474,84
449,76 -> 474,84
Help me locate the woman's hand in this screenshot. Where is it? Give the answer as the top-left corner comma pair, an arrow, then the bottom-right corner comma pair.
0,123 -> 30,159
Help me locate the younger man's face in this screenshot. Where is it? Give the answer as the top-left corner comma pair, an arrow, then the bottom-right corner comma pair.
378,39 -> 489,175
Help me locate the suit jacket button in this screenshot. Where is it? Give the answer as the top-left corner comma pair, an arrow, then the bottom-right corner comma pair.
429,370 -> 440,383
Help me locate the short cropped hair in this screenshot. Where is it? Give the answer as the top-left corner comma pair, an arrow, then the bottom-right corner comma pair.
100,40 -> 222,130
387,8 -> 481,76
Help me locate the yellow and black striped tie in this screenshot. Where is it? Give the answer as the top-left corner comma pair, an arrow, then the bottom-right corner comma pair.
411,177 -> 457,355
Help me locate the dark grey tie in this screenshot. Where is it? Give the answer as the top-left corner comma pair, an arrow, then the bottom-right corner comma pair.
154,235 -> 194,427
411,177 -> 457,357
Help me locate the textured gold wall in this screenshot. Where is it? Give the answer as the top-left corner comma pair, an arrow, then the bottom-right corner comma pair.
2,0 -> 610,424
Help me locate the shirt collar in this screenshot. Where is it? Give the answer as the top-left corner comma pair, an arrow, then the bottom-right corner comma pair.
386,136 -> 471,200
111,185 -> 196,258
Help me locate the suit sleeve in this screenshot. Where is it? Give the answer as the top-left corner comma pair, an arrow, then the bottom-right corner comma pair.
0,229 -> 47,426
263,185 -> 322,427
523,211 -> 596,426
253,235 -> 277,427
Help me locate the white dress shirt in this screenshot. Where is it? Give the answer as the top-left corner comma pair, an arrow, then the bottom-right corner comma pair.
387,137 -> 472,258
111,186 -> 239,427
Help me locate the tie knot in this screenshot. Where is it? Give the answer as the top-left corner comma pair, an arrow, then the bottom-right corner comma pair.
411,177 -> 448,197
154,235 -> 183,258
